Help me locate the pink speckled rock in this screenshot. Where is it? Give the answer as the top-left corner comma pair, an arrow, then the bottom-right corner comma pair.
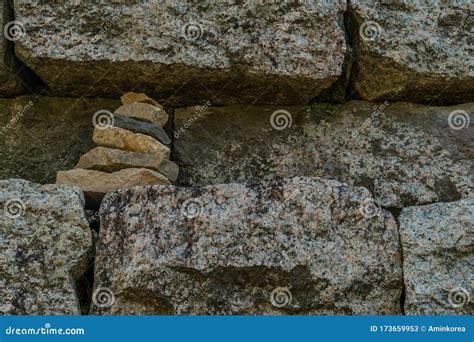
0,179 -> 92,315
92,177 -> 402,315
400,199 -> 474,315
349,1 -> 473,104
14,0 -> 347,105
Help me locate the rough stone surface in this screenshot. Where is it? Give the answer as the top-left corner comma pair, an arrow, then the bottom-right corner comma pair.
14,0 -> 347,105
93,126 -> 170,156
400,199 -> 473,315
115,102 -> 168,127
0,95 -> 120,183
56,168 -> 170,205
174,101 -> 473,208
75,147 -> 170,175
113,114 -> 171,145
92,177 -> 402,315
348,1 -> 474,104
0,179 -> 92,315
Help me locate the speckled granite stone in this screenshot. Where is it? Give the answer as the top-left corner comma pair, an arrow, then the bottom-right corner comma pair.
348,1 -> 473,104
14,0 -> 347,105
174,101 -> 473,208
400,199 -> 473,315
92,177 -> 402,315
0,179 -> 92,315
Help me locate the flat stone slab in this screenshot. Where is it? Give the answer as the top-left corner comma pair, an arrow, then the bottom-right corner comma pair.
92,177 -> 402,315
400,199 -> 473,315
174,101 -> 473,208
75,147 -> 171,175
56,168 -> 171,206
0,179 -> 92,314
115,102 -> 168,127
14,0 -> 346,105
348,1 -> 473,104
113,114 -> 171,145
93,126 -> 170,156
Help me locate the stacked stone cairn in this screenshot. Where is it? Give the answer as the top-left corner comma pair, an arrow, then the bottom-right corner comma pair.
56,92 -> 178,205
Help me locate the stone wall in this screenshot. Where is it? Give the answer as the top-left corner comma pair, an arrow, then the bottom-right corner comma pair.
0,1 -> 472,316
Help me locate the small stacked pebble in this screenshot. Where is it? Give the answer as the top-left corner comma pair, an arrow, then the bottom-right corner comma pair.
56,92 -> 178,205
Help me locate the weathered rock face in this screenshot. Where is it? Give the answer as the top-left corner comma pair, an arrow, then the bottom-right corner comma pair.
0,179 -> 92,315
14,0 -> 347,105
400,199 -> 473,315
348,1 -> 473,104
0,95 -> 120,183
92,177 -> 402,315
174,101 -> 473,208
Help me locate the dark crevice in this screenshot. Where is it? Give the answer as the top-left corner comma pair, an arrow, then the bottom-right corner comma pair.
165,106 -> 175,162
4,0 -> 49,95
343,1 -> 363,102
384,206 -> 402,219
75,261 -> 95,315
384,204 -> 406,315
75,215 -> 99,315
400,284 -> 406,315
311,9 -> 354,104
